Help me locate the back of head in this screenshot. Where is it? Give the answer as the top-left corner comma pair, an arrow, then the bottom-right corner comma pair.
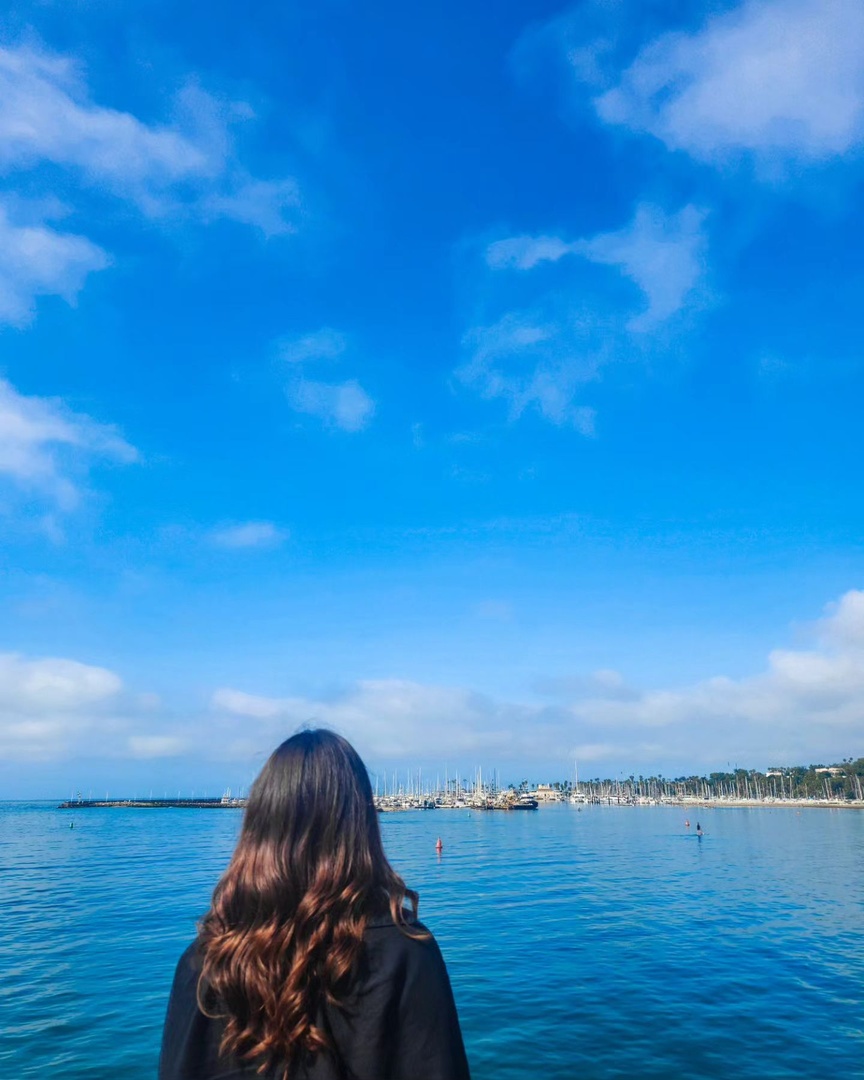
236,729 -> 383,911
198,729 -> 416,1077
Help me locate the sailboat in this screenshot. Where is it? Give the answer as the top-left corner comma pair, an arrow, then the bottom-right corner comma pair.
570,758 -> 587,803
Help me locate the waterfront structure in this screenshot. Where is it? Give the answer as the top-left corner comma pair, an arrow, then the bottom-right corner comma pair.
58,759 -> 864,811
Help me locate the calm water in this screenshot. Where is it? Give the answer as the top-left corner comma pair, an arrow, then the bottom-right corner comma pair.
1,801 -> 862,1079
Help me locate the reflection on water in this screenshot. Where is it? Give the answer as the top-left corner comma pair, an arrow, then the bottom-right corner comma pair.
1,802 -> 862,1079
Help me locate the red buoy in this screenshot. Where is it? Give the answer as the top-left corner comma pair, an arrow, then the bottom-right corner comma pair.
435,837 -> 443,852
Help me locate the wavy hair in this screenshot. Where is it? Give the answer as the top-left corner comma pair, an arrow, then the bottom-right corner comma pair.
197,729 -> 419,1077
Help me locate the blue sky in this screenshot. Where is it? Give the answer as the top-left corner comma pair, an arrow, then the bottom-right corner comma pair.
2,0 -> 864,797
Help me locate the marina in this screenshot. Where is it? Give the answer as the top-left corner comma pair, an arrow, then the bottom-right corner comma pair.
58,787 -> 863,812
57,758 -> 864,811
57,758 -> 864,812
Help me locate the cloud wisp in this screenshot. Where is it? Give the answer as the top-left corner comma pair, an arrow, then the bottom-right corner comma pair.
0,201 -> 110,325
0,377 -> 137,511
277,328 -> 348,365
485,234 -> 578,271
287,378 -> 375,433
458,311 -> 601,432
459,203 -> 709,428
208,521 -> 289,550
484,203 -> 708,329
279,328 -> 376,433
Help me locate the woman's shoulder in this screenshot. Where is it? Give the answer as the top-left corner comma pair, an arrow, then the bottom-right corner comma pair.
366,908 -> 426,931
177,938 -> 202,964
171,938 -> 204,988
365,910 -> 432,940
364,913 -> 447,973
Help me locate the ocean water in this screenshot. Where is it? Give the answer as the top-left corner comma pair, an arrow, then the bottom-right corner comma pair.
1,801 -> 862,1079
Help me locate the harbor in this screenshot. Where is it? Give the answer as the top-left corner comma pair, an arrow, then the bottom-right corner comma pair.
57,757 -> 864,811
57,785 -> 540,812
57,767 -> 864,813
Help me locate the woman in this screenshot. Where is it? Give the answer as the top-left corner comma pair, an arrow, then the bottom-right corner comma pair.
159,730 -> 471,1080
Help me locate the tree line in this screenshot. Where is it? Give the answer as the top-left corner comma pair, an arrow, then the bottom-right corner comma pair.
541,757 -> 864,801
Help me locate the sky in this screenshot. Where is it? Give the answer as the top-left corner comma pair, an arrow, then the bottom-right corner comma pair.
1,0 -> 864,798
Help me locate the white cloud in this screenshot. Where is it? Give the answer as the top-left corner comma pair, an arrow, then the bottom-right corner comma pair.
485,234 -> 577,270
0,652 -> 188,763
463,204 -> 709,426
210,678 -> 637,769
278,327 -> 347,364
459,312 -> 599,431
594,0 -> 864,168
0,377 -> 138,508
0,652 -> 122,711
562,590 -> 864,765
209,590 -> 864,771
277,328 -> 375,432
819,590 -> 864,648
211,687 -> 287,719
485,205 -> 708,327
0,200 -> 109,325
0,652 -> 126,760
8,591 -> 860,769
209,677 -> 614,765
212,679 -> 563,761
0,44 -> 210,195
0,42 -> 300,229
0,42 -> 300,330
208,521 -> 288,549
287,377 -> 375,432
581,204 -> 708,329
202,176 -> 300,238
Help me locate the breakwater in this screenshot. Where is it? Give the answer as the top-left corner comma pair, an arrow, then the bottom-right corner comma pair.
57,797 -> 246,809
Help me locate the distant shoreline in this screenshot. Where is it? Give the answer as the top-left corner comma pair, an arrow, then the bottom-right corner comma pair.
661,798 -> 864,810
57,798 -> 245,809
54,796 -> 864,811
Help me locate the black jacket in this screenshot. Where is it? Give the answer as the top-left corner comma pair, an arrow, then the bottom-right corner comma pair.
159,918 -> 471,1080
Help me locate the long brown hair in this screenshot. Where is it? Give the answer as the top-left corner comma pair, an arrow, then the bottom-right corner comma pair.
197,729 -> 419,1077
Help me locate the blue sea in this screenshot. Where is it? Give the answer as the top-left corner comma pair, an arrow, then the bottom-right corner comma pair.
2,801 -> 862,1079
